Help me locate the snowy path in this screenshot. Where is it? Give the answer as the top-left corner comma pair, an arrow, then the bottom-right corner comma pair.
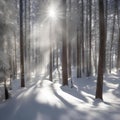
0,74 -> 120,120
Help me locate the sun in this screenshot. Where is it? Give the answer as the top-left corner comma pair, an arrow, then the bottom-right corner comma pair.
48,7 -> 56,18
47,5 -> 57,20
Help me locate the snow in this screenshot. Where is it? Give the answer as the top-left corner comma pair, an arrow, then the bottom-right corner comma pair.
0,73 -> 120,120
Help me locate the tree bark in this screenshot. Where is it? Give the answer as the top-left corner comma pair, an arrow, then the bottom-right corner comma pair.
49,22 -> 52,81
88,0 -> 92,76
68,0 -> 72,78
4,79 -> 9,100
19,0 -> 25,87
62,0 -> 68,86
116,0 -> 120,71
95,0 -> 106,100
109,0 -> 117,73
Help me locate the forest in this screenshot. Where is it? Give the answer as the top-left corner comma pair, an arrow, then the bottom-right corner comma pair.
0,0 -> 120,120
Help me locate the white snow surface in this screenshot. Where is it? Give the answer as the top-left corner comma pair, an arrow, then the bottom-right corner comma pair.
0,73 -> 120,120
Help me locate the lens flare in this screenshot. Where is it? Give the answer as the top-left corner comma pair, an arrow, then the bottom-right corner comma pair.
47,5 -> 57,21
48,8 -> 56,18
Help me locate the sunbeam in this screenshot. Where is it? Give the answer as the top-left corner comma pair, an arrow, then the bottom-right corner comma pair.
47,5 -> 57,20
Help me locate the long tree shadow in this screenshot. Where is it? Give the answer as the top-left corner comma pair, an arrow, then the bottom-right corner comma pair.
0,80 -> 90,120
59,77 -> 96,103
112,84 -> 120,98
51,84 -> 77,108
103,74 -> 120,96
104,74 -> 120,84
1,78 -> 120,120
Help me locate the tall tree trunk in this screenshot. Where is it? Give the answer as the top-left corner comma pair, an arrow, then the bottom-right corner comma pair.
56,41 -> 60,80
81,0 -> 85,75
49,22 -> 52,81
116,0 -> 120,71
62,0 -> 68,86
86,0 -> 89,76
88,0 -> 92,76
27,0 -> 31,81
104,0 -> 108,73
94,0 -> 98,75
77,27 -> 81,78
24,0 -> 28,81
14,32 -> 17,79
117,29 -> 120,71
19,0 -> 25,87
76,0 -> 82,78
109,1 -> 117,73
95,0 -> 106,100
4,79 -> 9,100
68,0 -> 72,78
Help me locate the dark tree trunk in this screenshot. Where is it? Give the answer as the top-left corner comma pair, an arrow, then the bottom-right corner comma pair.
77,0 -> 82,78
4,80 -> 9,100
116,0 -> 120,71
62,0 -> 68,86
95,0 -> 106,100
88,0 -> 92,76
28,0 -> 31,81
104,0 -> 108,73
19,0 -> 25,87
77,27 -> 81,78
109,0 -> 117,73
117,29 -> 120,71
14,32 -> 17,79
81,0 -> 85,74
86,0 -> 89,77
68,0 -> 72,78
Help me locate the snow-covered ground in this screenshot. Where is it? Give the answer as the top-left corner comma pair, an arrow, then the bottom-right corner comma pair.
0,73 -> 120,120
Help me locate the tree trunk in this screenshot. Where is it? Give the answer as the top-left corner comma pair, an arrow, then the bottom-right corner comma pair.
77,0 -> 82,78
116,0 -> 120,71
68,0 -> 72,78
62,0 -> 68,86
77,27 -> 81,78
109,1 -> 117,73
4,79 -> 9,100
49,23 -> 52,81
88,0 -> 92,76
81,0 -> 85,74
19,0 -> 25,87
95,0 -> 106,100
104,0 -> 108,73
86,0 -> 89,76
